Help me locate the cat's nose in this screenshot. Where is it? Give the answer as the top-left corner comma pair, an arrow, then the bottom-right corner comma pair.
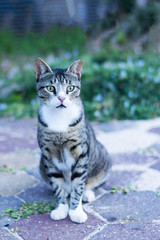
58,96 -> 66,103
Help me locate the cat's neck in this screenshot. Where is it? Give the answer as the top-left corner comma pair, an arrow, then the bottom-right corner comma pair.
40,101 -> 83,132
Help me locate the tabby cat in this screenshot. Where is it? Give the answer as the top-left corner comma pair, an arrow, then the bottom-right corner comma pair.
34,58 -> 111,223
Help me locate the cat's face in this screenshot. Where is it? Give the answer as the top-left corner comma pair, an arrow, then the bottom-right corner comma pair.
34,58 -> 83,109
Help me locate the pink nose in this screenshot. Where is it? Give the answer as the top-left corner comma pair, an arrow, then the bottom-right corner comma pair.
58,96 -> 66,103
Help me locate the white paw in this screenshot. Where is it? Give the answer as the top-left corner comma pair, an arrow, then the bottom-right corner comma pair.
83,190 -> 95,203
50,203 -> 69,221
69,208 -> 87,223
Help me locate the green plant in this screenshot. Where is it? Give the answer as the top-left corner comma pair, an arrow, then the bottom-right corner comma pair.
111,185 -> 133,194
0,27 -> 86,56
3,201 -> 56,220
0,166 -> 16,174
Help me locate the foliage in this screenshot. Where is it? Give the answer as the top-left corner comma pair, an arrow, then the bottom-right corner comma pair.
0,26 -> 86,56
2,201 -> 55,220
83,52 -> 160,121
1,49 -> 160,121
0,166 -> 16,174
110,185 -> 133,194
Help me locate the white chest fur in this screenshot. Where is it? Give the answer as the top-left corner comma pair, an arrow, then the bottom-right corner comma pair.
41,103 -> 81,132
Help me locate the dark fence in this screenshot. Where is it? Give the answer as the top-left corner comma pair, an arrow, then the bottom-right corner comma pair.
0,0 -> 114,33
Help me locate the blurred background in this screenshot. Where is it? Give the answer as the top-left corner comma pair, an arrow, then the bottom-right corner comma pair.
0,0 -> 160,121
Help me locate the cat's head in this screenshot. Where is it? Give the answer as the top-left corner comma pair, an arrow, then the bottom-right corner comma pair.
34,58 -> 83,109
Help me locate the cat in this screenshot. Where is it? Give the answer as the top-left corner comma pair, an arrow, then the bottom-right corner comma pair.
34,58 -> 111,223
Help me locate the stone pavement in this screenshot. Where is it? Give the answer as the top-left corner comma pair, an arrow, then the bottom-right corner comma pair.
0,117 -> 160,240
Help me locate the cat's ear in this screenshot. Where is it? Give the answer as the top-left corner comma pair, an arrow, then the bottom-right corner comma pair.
34,58 -> 52,81
67,60 -> 83,80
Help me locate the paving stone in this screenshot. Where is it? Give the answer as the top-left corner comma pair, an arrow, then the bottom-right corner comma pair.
151,143 -> 160,154
96,119 -> 160,154
0,196 -> 23,214
131,168 -> 160,191
90,191 -> 160,224
90,223 -> 160,240
9,212 -> 105,240
0,196 -> 23,226
18,182 -> 54,202
0,118 -> 38,153
0,215 -> 15,227
151,161 -> 160,171
0,151 -> 39,170
93,120 -> 137,133
0,227 -> 20,240
111,152 -> 158,165
1,117 -> 160,239
148,127 -> 160,135
104,170 -> 143,190
26,166 -> 42,180
0,172 -> 39,196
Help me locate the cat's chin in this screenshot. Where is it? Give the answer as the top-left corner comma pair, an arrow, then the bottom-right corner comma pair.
56,104 -> 66,109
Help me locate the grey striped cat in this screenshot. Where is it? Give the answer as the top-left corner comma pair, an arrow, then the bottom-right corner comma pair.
34,58 -> 111,223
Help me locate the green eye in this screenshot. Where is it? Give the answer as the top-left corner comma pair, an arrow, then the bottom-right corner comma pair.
47,86 -> 55,92
67,85 -> 75,92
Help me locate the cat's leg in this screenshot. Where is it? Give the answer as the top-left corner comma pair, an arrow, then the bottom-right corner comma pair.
40,154 -> 69,220
69,158 -> 88,223
50,182 -> 69,221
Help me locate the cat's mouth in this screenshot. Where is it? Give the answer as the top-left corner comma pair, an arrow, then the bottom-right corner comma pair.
56,104 -> 66,109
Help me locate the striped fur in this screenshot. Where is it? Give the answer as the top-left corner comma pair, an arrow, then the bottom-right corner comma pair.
35,58 -> 112,223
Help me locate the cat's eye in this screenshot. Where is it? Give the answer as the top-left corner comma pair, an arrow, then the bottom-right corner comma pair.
46,86 -> 55,93
67,85 -> 75,92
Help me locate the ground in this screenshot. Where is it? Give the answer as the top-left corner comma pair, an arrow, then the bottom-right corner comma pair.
0,117 -> 160,240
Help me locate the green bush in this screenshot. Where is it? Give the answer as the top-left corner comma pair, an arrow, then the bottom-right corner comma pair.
1,52 -> 160,121
83,53 -> 160,121
0,27 -> 86,56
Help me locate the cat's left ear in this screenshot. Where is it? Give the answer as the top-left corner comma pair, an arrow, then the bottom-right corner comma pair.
67,60 -> 83,80
34,58 -> 52,82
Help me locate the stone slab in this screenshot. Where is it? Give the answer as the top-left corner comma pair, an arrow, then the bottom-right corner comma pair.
93,120 -> 137,133
90,223 -> 160,240
0,196 -> 23,215
0,171 -> 39,196
90,191 -> 160,224
9,212 -> 105,240
131,168 -> 160,191
96,118 -> 160,154
151,161 -> 160,171
0,196 -> 23,226
0,228 -> 20,240
0,118 -> 38,153
26,166 -> 42,180
0,151 -> 39,170
104,170 -> 143,190
111,152 -> 158,165
18,183 -> 54,202
148,127 -> 160,135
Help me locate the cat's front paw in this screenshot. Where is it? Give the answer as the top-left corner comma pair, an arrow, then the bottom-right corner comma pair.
50,203 -> 69,221
69,208 -> 87,223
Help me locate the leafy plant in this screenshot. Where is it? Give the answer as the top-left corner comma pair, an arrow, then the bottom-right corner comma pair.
111,185 -> 133,194
3,201 -> 56,220
0,166 -> 16,174
156,190 -> 160,196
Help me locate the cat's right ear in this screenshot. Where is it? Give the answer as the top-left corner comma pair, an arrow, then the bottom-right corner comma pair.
34,58 -> 52,82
